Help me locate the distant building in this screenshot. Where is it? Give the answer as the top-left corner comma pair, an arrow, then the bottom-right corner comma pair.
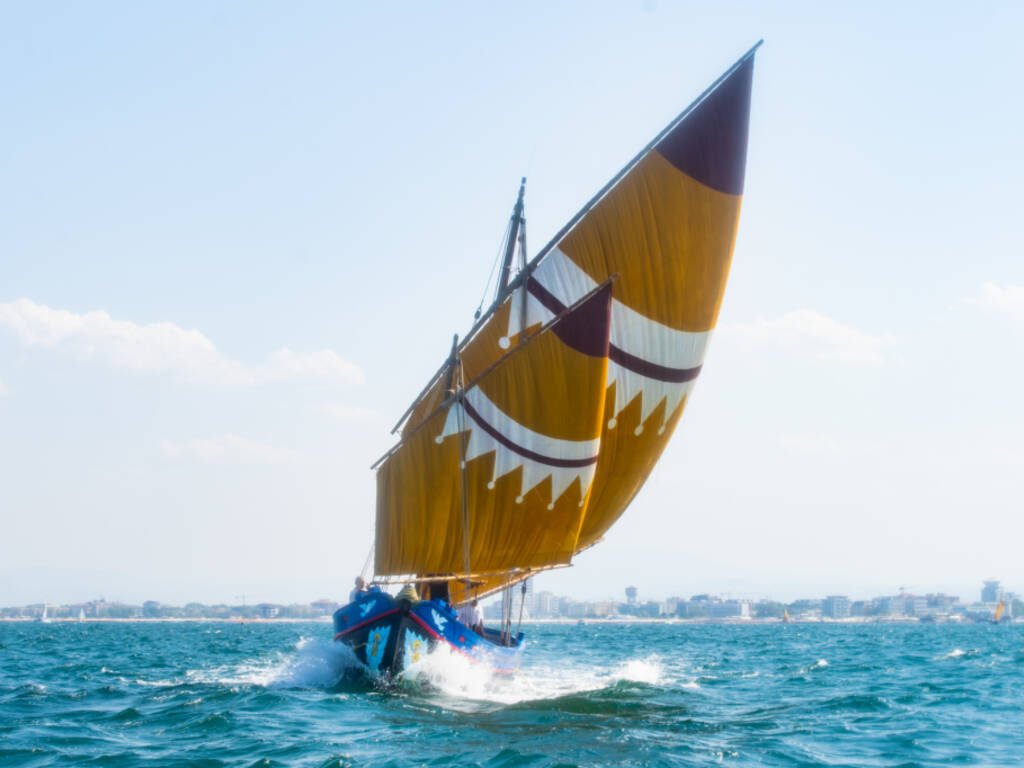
822,596 -> 851,619
876,596 -> 904,616
536,591 -> 557,617
483,600 -> 503,621
625,586 -> 638,605
257,604 -> 280,619
639,600 -> 664,617
904,596 -> 928,617
310,599 -> 338,616
925,594 -> 959,614
565,601 -> 588,618
982,580 -> 1002,604
850,600 -> 871,617
706,600 -> 750,619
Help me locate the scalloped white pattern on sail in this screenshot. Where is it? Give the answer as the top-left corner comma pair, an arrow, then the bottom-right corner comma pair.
438,387 -> 599,503
607,361 -> 695,429
506,248 -> 712,429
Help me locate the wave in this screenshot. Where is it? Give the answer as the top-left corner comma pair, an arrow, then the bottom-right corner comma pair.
396,645 -> 674,707
184,637 -> 364,689
940,648 -> 978,660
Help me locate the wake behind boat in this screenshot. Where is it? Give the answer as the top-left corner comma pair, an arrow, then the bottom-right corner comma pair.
334,42 -> 759,676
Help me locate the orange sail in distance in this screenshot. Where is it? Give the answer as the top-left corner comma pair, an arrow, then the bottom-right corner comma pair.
375,43 -> 760,604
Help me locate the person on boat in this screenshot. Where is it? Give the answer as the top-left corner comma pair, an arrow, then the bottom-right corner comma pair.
457,599 -> 484,634
349,576 -> 368,603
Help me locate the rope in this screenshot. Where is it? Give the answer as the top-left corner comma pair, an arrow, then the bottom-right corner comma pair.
359,539 -> 374,582
515,578 -> 528,638
455,359 -> 472,590
475,217 -> 513,320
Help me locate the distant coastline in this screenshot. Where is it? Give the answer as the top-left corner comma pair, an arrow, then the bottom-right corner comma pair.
2,615 -> 1015,625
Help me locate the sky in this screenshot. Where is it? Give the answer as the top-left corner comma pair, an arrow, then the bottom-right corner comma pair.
1,2 -> 1022,607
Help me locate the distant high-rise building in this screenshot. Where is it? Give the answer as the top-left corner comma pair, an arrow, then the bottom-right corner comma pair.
982,580 -> 1002,604
625,586 -> 638,605
536,591 -> 557,617
523,577 -> 536,616
904,596 -> 928,617
822,596 -> 851,619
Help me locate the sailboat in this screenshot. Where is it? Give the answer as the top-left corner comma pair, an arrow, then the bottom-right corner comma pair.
992,600 -> 1005,623
333,42 -> 760,676
37,604 -> 51,623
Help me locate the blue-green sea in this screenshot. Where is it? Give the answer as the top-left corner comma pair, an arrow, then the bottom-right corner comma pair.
2,621 -> 1022,767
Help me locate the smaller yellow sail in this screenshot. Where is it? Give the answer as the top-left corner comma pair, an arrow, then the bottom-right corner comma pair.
375,284 -> 613,578
994,601 -> 1004,622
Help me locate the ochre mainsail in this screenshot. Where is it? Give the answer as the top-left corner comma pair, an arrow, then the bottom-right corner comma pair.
393,48 -> 757,562
375,284 -> 613,582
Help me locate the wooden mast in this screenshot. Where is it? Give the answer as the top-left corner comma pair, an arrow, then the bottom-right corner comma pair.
495,178 -> 527,302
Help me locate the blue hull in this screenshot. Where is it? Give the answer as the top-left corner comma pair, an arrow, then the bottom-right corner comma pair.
333,591 -> 524,676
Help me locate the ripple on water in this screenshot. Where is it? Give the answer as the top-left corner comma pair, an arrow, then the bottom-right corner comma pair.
1,621 -> 1023,767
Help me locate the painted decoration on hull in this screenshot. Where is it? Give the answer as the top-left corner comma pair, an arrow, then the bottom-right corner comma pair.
404,630 -> 427,667
365,624 -> 391,672
396,53 -> 755,565
375,284 -> 612,578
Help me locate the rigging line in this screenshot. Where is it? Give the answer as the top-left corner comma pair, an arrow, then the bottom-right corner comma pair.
475,216 -> 514,321
455,358 -> 472,591
360,538 -> 374,582
515,578 -> 528,637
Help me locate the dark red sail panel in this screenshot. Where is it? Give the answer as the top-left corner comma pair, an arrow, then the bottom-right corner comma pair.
654,56 -> 754,195
547,282 -> 612,359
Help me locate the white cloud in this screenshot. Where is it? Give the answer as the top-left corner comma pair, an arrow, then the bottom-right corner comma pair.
160,435 -> 300,463
322,403 -> 377,424
0,298 -> 364,387
721,309 -> 896,365
969,283 -> 1024,316
778,435 -> 841,456
0,377 -> 7,397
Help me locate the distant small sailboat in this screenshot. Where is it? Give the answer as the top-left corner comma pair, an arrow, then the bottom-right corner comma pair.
78,608 -> 86,623
993,600 -> 1005,623
37,605 -> 51,623
782,608 -> 791,624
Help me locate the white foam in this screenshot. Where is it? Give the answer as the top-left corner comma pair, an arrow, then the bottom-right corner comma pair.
941,648 -> 976,660
610,658 -> 665,685
395,646 -> 676,706
186,636 -> 363,688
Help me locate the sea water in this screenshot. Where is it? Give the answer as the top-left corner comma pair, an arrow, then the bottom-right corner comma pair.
2,621 -> 1022,766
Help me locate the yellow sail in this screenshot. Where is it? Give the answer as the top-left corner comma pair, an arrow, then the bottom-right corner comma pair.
994,601 -> 1004,622
397,48 -> 757,553
375,284 -> 612,578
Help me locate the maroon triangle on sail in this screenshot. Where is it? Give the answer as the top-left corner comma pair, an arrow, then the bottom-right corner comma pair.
549,282 -> 612,359
654,56 -> 754,196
